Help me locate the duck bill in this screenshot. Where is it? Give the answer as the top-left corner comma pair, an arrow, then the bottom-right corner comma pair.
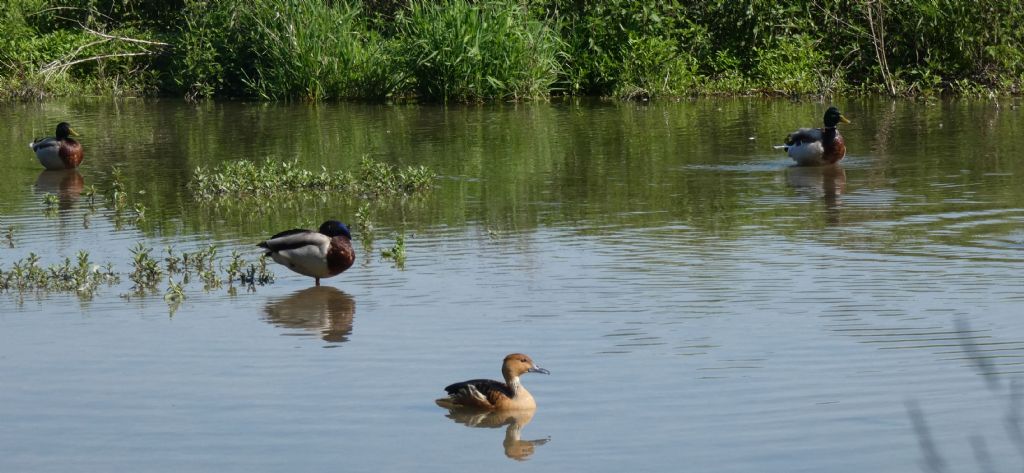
69,128 -> 80,136
529,366 -> 550,375
839,115 -> 851,124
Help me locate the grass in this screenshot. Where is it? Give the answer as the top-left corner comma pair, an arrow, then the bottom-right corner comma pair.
395,0 -> 562,101
3,0 -> 1024,99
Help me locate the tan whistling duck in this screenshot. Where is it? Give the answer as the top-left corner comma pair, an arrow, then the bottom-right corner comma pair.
776,106 -> 851,166
436,353 -> 550,410
31,122 -> 84,170
258,220 -> 355,287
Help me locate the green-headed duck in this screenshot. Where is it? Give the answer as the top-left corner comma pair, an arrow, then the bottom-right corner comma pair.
258,220 -> 355,287
776,106 -> 850,166
31,122 -> 83,170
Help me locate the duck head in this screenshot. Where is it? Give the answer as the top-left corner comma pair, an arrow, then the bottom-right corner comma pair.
823,107 -> 851,127
55,122 -> 80,140
502,353 -> 550,379
318,220 -> 352,239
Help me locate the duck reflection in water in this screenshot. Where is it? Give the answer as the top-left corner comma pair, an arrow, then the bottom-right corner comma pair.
440,407 -> 550,461
34,169 -> 84,210
262,286 -> 355,343
785,164 -> 847,225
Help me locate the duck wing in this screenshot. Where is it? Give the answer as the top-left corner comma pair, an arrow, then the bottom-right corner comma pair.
30,137 -> 58,152
444,379 -> 514,409
785,127 -> 823,146
258,229 -> 329,252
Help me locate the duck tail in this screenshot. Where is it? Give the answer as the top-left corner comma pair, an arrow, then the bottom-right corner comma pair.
772,145 -> 789,151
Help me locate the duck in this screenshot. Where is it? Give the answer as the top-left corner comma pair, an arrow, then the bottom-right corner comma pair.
775,106 -> 850,166
257,220 -> 355,287
30,122 -> 84,170
436,353 -> 550,410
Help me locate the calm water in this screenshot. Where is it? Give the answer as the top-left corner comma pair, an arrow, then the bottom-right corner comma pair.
1,99 -> 1023,472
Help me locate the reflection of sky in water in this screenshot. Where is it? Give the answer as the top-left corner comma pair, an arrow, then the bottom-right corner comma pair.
1,99 -> 1023,472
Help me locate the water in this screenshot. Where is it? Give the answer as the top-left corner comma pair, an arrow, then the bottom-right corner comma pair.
1,99 -> 1023,472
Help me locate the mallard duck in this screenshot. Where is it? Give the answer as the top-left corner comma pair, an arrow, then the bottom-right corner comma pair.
436,353 -> 550,410
776,107 -> 850,166
257,220 -> 355,287
30,122 -> 84,170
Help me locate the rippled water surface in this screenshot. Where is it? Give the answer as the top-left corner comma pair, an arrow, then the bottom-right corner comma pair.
1,99 -> 1023,472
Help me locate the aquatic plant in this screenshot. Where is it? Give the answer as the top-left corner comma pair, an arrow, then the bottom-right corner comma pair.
189,156 -> 435,200
109,166 -> 129,211
239,254 -> 275,288
6,226 -> 16,248
82,184 -> 98,206
354,202 -> 374,234
129,242 -> 163,293
0,241 -> 276,304
381,234 -> 407,268
0,251 -> 120,298
42,193 -> 59,209
133,203 -> 147,222
164,276 -> 185,302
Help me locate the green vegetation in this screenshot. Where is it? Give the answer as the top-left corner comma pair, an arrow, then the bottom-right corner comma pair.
189,156 -> 435,199
0,242 -> 276,305
380,234 -> 406,268
0,252 -> 119,298
2,0 -> 1023,99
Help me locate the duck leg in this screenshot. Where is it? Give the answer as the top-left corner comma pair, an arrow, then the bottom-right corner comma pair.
315,277 -> 320,287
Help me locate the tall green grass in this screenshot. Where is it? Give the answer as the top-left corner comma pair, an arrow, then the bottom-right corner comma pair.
175,0 -> 399,100
2,0 -> 1024,100
394,0 -> 562,101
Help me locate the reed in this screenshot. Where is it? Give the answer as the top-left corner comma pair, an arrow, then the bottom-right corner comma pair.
395,0 -> 562,101
176,0 -> 398,100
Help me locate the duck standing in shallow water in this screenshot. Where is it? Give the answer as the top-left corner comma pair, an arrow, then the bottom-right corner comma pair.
30,122 -> 84,170
437,353 -> 550,410
776,106 -> 850,166
258,220 -> 355,287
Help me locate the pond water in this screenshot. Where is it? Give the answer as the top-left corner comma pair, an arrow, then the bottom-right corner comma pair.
1,98 -> 1023,472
